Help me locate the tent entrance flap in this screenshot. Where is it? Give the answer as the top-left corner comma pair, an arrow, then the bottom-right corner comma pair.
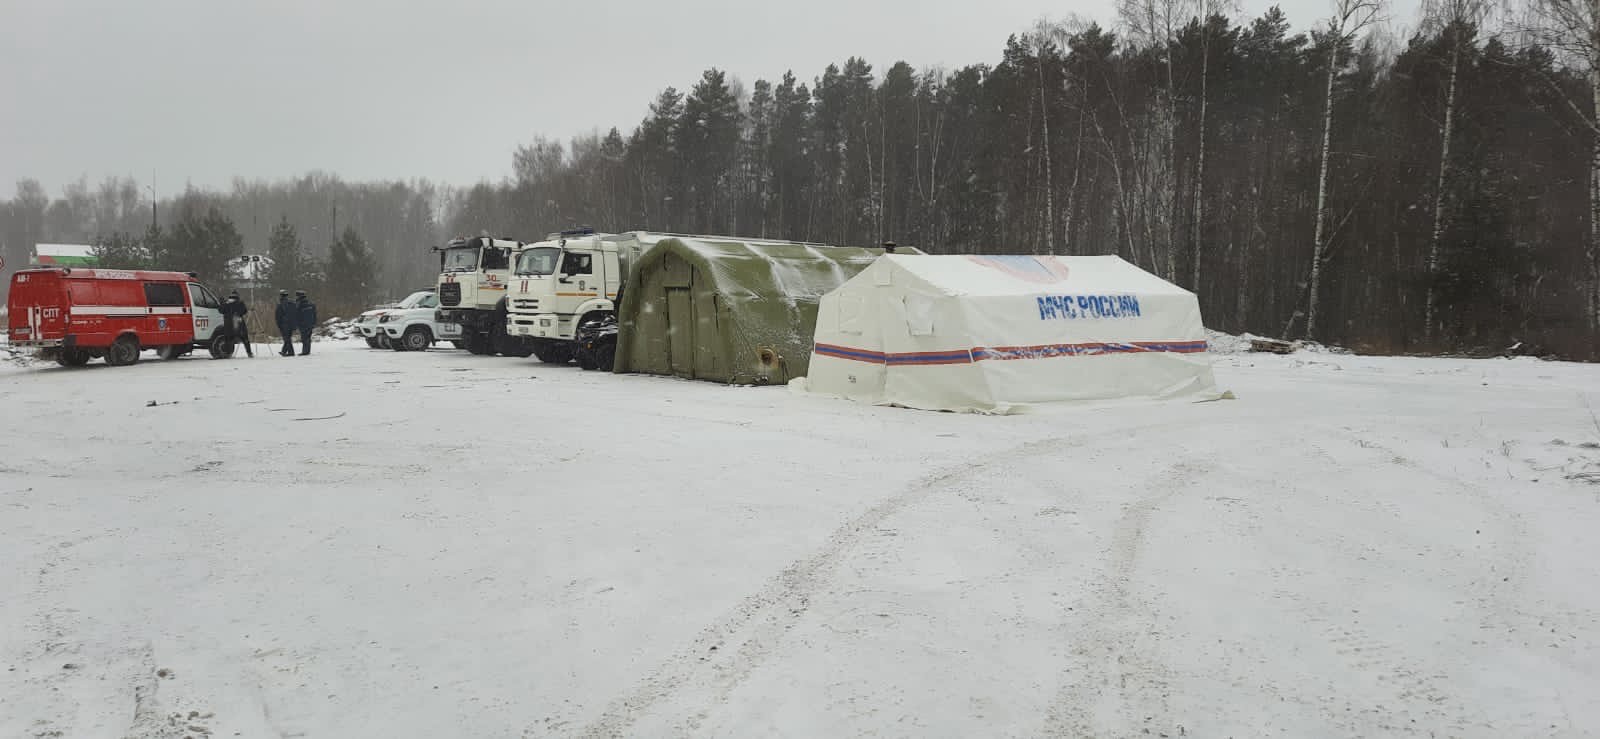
666,286 -> 693,378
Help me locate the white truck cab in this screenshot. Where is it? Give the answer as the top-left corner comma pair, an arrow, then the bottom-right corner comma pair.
432,235 -> 531,355
505,229 -> 665,366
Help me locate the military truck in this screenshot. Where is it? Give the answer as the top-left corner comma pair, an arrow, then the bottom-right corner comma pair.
431,235 -> 536,356
504,228 -> 668,368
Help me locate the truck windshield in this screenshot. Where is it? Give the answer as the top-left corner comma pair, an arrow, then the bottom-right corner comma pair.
441,247 -> 479,273
515,247 -> 561,276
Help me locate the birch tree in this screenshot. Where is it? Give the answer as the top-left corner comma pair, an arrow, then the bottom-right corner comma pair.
1191,0 -> 1241,292
1119,0 -> 1187,279
1518,0 -> 1600,329
1421,0 -> 1493,343
1044,16 -> 1101,255
1027,22 -> 1065,254
1304,0 -> 1384,339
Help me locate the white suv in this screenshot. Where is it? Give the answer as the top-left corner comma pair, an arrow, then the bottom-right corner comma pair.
355,290 -> 464,351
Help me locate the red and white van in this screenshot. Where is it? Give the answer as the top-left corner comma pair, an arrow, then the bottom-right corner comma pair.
6,267 -> 231,367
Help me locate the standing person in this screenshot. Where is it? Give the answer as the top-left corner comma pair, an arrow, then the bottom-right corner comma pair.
275,289 -> 296,356
221,290 -> 253,357
295,289 -> 318,356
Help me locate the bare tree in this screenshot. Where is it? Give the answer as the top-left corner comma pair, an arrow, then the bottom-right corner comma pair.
1040,15 -> 1100,255
913,69 -> 949,246
1304,0 -> 1385,339
1119,0 -> 1187,279
1422,0 -> 1494,343
1028,22 -> 1061,255
1192,0 -> 1242,292
1517,0 -> 1600,329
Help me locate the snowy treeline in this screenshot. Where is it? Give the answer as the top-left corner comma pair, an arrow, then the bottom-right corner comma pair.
3,0 -> 1599,358
0,176 -> 444,309
450,3 -> 1600,360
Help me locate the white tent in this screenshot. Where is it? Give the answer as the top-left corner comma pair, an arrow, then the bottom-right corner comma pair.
793,254 -> 1219,414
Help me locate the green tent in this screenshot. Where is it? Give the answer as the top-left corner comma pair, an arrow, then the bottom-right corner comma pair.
614,236 -> 910,385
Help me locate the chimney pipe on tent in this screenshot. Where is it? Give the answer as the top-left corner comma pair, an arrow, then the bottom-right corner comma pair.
882,241 -> 897,254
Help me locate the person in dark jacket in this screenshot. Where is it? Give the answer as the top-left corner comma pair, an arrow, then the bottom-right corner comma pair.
295,289 -> 318,356
275,290 -> 296,356
220,290 -> 253,357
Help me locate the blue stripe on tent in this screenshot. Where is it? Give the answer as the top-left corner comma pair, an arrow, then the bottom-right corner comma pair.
814,340 -> 1209,366
814,343 -> 887,363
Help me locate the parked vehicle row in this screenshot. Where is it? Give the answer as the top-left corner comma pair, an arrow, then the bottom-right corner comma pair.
5,228 -> 807,370
421,228 -> 666,371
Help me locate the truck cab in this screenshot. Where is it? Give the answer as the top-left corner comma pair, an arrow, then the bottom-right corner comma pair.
432,235 -> 527,355
505,229 -> 665,366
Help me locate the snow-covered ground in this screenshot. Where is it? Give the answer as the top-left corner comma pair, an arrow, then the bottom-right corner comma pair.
2,340 -> 1598,738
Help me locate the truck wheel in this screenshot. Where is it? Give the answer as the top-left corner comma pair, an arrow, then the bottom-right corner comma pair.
365,337 -> 381,349
106,336 -> 141,366
56,348 -> 91,367
592,341 -> 616,372
575,348 -> 597,370
487,321 -> 520,357
398,326 -> 431,351
155,345 -> 182,360
464,332 -> 491,355
505,338 -> 536,358
208,333 -> 236,359
450,340 -> 466,350
533,344 -> 573,365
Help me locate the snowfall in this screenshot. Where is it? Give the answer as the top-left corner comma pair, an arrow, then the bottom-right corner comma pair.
2,332 -> 1598,739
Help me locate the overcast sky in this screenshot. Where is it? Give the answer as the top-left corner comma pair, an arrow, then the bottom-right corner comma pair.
0,0 -> 1420,200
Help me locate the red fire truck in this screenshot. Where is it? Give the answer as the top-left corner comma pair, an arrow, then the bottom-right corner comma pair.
6,267 -> 233,367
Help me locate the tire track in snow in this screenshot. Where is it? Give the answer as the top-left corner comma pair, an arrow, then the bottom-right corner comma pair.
1329,428 -> 1534,639
1317,428 -> 1560,736
122,642 -> 186,739
1293,429 -> 1480,734
1232,427 -> 1525,736
1270,584 -> 1462,736
13,530 -> 103,738
1042,458 -> 1213,738
571,426 -> 1174,739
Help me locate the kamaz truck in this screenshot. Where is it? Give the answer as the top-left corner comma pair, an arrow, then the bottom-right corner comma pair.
432,235 -> 536,356
504,228 -> 669,369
